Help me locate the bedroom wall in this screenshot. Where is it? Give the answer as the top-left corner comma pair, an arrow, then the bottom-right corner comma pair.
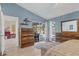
1,3 -> 46,28
51,11 -> 79,32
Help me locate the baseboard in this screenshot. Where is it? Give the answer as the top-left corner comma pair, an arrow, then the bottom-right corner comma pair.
0,51 -> 6,56
0,52 -> 2,56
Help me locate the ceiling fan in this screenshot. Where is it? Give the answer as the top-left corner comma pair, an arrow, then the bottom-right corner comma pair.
21,18 -> 31,25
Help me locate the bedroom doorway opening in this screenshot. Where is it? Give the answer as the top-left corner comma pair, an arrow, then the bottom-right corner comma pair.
4,15 -> 19,51
32,23 -> 46,42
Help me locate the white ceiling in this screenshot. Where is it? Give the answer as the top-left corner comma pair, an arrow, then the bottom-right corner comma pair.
17,3 -> 79,20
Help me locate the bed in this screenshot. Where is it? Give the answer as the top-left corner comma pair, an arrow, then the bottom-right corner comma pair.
45,39 -> 79,56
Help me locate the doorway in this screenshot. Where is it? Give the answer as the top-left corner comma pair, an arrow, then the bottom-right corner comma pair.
49,21 -> 56,41
4,15 -> 19,51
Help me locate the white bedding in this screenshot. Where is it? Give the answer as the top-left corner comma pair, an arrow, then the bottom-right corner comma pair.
45,40 -> 79,56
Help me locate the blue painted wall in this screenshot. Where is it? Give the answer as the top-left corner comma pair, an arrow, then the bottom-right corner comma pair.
1,3 -> 47,42
1,3 -> 46,23
51,11 -> 79,32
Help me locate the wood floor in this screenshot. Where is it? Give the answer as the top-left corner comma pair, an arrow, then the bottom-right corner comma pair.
5,46 -> 41,56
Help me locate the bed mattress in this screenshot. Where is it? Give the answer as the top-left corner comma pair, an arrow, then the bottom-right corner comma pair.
45,39 -> 79,56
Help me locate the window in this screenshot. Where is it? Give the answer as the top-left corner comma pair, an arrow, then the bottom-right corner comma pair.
50,21 -> 55,35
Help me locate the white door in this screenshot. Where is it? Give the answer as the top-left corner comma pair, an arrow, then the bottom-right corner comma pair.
0,4 -> 2,55
4,15 -> 19,50
0,5 -> 5,55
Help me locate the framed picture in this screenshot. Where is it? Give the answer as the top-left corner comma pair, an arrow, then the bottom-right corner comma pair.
62,20 -> 77,32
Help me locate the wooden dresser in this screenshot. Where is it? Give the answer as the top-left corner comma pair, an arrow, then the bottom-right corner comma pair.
20,28 -> 35,48
56,32 -> 79,42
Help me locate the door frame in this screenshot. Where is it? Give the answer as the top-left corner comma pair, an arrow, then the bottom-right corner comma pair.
4,15 -> 19,49
0,5 -> 19,55
0,5 -> 5,55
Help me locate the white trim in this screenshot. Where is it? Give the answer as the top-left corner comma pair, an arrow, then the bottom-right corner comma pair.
16,17 -> 19,47
0,5 -> 5,55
